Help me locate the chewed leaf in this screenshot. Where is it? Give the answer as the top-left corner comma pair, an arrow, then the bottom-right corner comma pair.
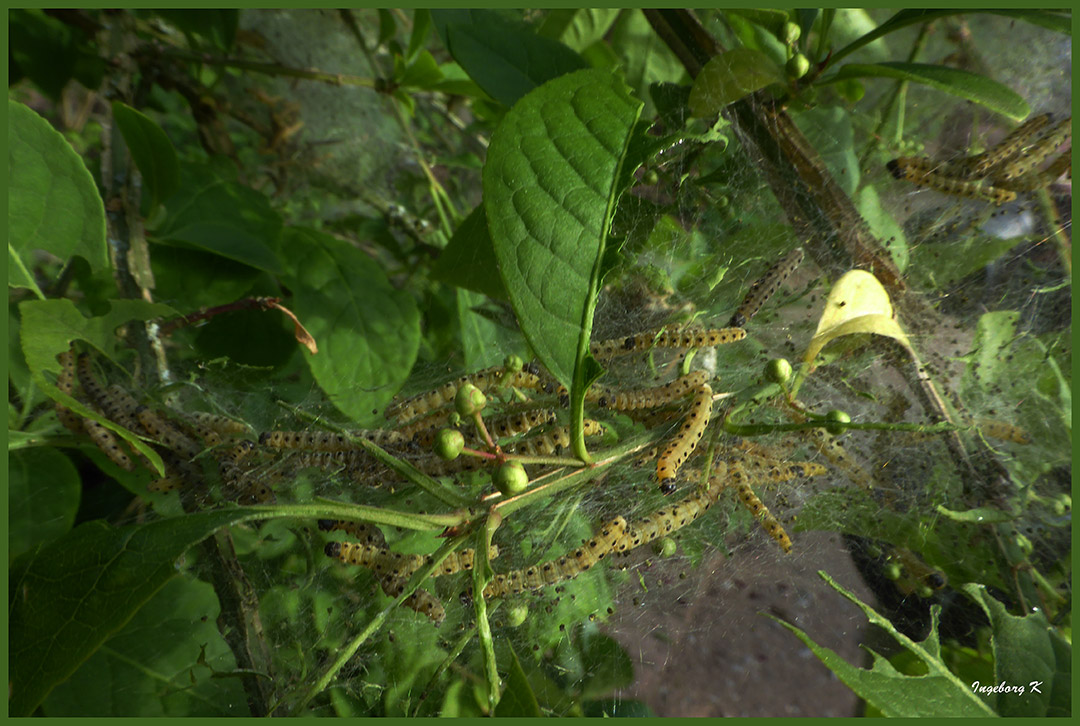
688,49 -> 785,117
803,269 -> 911,370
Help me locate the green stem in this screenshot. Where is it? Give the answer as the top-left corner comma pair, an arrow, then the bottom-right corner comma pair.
473,513 -> 501,714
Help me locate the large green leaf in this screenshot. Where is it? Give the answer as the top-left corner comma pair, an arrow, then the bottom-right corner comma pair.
111,101 -> 179,211
773,572 -> 997,717
281,228 -> 420,425
8,508 -> 265,716
430,204 -> 507,300
483,68 -> 643,404
8,99 -> 108,291
8,447 -> 81,562
963,584 -> 1071,717
688,48 -> 786,116
435,9 -> 589,107
827,62 -> 1030,121
538,8 -> 621,52
151,161 -> 283,274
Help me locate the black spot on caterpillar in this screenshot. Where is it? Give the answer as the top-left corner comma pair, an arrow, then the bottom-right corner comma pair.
590,327 -> 747,359
728,248 -> 804,328
75,354 -> 143,430
724,454 -> 828,484
379,576 -> 445,626
600,370 -> 710,411
258,429 -> 415,452
886,157 -> 1017,205
657,384 -> 713,493
385,367 -> 544,424
485,408 -> 556,439
997,151 -> 1071,192
325,540 -> 426,579
508,420 -> 604,457
482,516 -> 628,598
189,411 -> 249,436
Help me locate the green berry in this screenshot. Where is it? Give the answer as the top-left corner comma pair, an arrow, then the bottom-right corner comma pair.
434,429 -> 464,460
643,169 -> 660,185
455,383 -> 487,416
506,603 -> 528,627
503,354 -> 523,373
824,410 -> 851,435
786,54 -> 810,80
883,563 -> 902,581
837,78 -> 865,104
495,462 -> 529,496
765,358 -> 793,385
781,21 -> 801,46
1014,533 -> 1033,557
653,537 -> 678,558
916,584 -> 935,599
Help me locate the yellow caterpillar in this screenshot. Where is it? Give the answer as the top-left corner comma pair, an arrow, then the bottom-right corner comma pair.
136,406 -> 203,460
590,327 -> 746,359
656,384 -> 713,493
995,115 -> 1071,182
485,408 -> 556,440
732,478 -> 793,553
959,113 -> 1053,177
482,516 -> 628,599
84,417 -> 135,471
616,474 -> 725,553
728,247 -> 804,328
886,157 -> 1017,205
385,367 -> 545,424
508,420 -> 604,457
54,349 -> 83,434
599,370 -> 710,411
258,428 -> 415,452
379,576 -> 446,626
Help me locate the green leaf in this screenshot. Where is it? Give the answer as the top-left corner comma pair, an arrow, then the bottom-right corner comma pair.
430,205 -> 508,300
8,508 -> 266,716
458,288 -> 523,371
962,584 -> 1071,716
826,62 -> 1029,122
578,630 -> 634,700
538,8 -> 621,52
688,49 -> 786,116
8,447 -> 81,562
8,9 -> 105,99
772,572 -> 997,717
41,576 -> 249,716
8,100 -> 108,288
725,8 -> 792,35
281,228 -> 420,424
494,642 -> 543,717
610,10 -> 688,118
151,10 -> 238,51
152,161 -> 283,274
406,8 -> 433,63
483,68 -> 643,397
438,9 -> 590,107
111,102 -> 179,211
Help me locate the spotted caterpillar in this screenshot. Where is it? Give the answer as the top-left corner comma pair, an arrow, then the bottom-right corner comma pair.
481,516 -> 628,599
994,114 -> 1071,182
886,157 -> 1017,205
385,367 -> 545,424
656,384 -> 713,493
728,248 -> 804,328
508,420 -> 604,457
485,408 -> 556,440
590,327 -> 746,359
322,527 -> 499,578
957,113 -> 1053,177
615,474 -> 725,553
597,370 -> 710,411
732,478 -> 792,553
259,428 -> 416,452
54,349 -> 83,434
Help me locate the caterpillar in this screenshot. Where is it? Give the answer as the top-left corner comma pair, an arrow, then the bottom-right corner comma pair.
804,428 -> 874,490
482,516 -> 628,599
590,327 -> 747,359
997,151 -> 1071,192
733,479 -> 793,553
615,473 -> 725,553
728,247 -> 804,327
958,113 -> 1054,177
318,518 -> 387,546
147,475 -> 184,494
324,540 -> 427,579
258,428 -> 415,453
75,354 -> 145,431
379,576 -> 446,626
393,408 -> 456,445
995,114 -> 1071,182
724,455 -> 828,484
83,417 -> 135,471
385,367 -> 544,424
54,349 -> 83,434
598,370 -> 710,411
319,518 -> 499,576
188,411 -> 250,436
235,480 -> 276,506
656,384 -> 713,493
975,418 -> 1031,445
136,405 -> 203,459
485,408 -> 556,440
508,420 -> 604,457
886,157 -> 1017,205
287,449 -> 385,485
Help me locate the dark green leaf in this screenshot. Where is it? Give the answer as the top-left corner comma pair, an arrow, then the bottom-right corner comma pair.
483,68 -> 643,394
827,62 -> 1029,121
439,10 -> 590,107
8,447 -> 81,562
9,99 -> 108,289
8,9 -> 104,99
579,630 -> 634,700
111,102 -> 179,211
407,9 -> 433,63
398,50 -> 444,91
152,10 -> 238,51
688,49 -> 786,116
431,205 -> 507,300
538,8 -> 621,52
152,161 -> 283,274
610,10 -> 687,117
41,576 -> 249,716
9,508 -> 266,716
724,8 -> 791,35
281,228 -> 420,424
377,9 -> 397,46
